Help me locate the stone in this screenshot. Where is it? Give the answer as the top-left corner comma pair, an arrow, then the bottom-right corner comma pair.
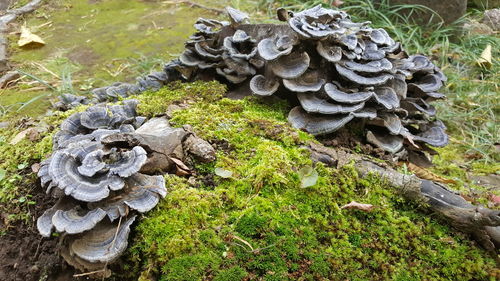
384,0 -> 467,25
483,8 -> 500,30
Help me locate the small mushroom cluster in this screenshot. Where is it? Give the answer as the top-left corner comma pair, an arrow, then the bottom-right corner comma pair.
54,62 -> 182,110
176,6 -> 449,158
37,100 -> 215,274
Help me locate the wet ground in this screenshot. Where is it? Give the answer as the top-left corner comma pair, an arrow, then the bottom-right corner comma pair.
0,0 -> 226,119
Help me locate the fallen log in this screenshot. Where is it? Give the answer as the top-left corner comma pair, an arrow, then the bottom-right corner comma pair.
307,142 -> 500,256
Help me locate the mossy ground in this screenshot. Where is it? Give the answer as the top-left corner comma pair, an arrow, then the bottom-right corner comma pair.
120,82 -> 497,280
0,1 -> 498,280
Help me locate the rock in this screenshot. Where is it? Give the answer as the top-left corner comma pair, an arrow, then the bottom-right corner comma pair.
470,174 -> 500,190
385,0 -> 467,25
464,20 -> 495,35
482,9 -> 500,30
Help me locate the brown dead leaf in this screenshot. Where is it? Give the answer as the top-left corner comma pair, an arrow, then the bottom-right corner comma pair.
406,162 -> 457,185
489,194 -> 500,206
31,163 -> 40,173
341,201 -> 374,212
169,157 -> 191,176
331,0 -> 344,7
18,26 -> 45,48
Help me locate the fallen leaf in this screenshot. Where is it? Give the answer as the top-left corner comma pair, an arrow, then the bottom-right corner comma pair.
490,194 -> 500,206
18,26 -> 45,48
341,201 -> 374,212
406,162 -> 456,185
170,157 -> 190,176
31,163 -> 40,173
215,167 -> 232,178
332,0 -> 344,7
9,127 -> 41,145
298,166 -> 318,188
476,44 -> 492,69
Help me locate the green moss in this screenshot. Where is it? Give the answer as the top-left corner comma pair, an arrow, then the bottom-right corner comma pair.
213,266 -> 247,281
122,81 -> 498,281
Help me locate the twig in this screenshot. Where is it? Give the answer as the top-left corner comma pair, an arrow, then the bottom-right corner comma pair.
162,0 -> 224,14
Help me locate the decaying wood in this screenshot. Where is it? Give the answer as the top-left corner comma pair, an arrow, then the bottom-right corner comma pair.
307,142 -> 500,254
0,0 -> 43,74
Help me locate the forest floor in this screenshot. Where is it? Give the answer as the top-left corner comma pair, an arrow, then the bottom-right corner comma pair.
0,0 -> 498,280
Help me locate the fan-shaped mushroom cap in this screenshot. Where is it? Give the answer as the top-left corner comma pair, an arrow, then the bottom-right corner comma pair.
78,149 -> 106,177
194,41 -> 223,61
342,58 -> 393,73
338,34 -> 357,50
223,33 -> 257,60
226,7 -> 249,26
412,123 -> 448,147
297,93 -> 365,114
404,98 -> 436,116
257,36 -> 294,61
324,83 -> 374,104
193,18 -> 227,35
288,5 -> 347,39
60,113 -> 85,135
52,207 -> 107,235
249,75 -> 280,96
370,113 -> 403,135
283,70 -> 325,92
372,87 -> 400,110
89,174 -> 166,221
180,49 -> 219,69
108,146 -> 148,177
288,106 -> 354,135
216,68 -> 248,84
368,28 -> 391,45
49,150 -> 125,202
316,41 -> 342,62
366,130 -> 403,153
335,64 -> 393,86
406,55 -> 435,73
70,215 -> 136,263
37,198 -> 74,237
385,77 -> 407,99
270,51 -> 310,79
408,74 -> 443,93
80,107 -> 114,130
223,54 -> 256,76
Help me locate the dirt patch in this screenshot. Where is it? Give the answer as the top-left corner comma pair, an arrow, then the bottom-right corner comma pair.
0,187 -> 82,281
67,46 -> 101,67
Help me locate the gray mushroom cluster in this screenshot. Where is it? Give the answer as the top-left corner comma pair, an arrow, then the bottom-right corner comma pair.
37,100 -> 215,274
54,61 -> 182,110
176,6 -> 449,159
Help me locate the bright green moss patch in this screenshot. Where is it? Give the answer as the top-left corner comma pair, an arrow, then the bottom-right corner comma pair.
123,82 -> 498,281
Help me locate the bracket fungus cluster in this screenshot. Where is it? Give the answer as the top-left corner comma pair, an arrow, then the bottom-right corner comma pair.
36,101 -> 215,274
174,5 -> 449,161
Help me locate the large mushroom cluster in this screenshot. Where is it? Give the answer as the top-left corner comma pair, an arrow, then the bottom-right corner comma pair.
36,100 -> 215,275
176,5 -> 449,159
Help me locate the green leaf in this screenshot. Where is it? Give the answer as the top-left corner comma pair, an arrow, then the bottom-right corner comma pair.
298,166 -> 318,188
215,167 -> 233,178
17,163 -> 27,170
0,169 -> 6,181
